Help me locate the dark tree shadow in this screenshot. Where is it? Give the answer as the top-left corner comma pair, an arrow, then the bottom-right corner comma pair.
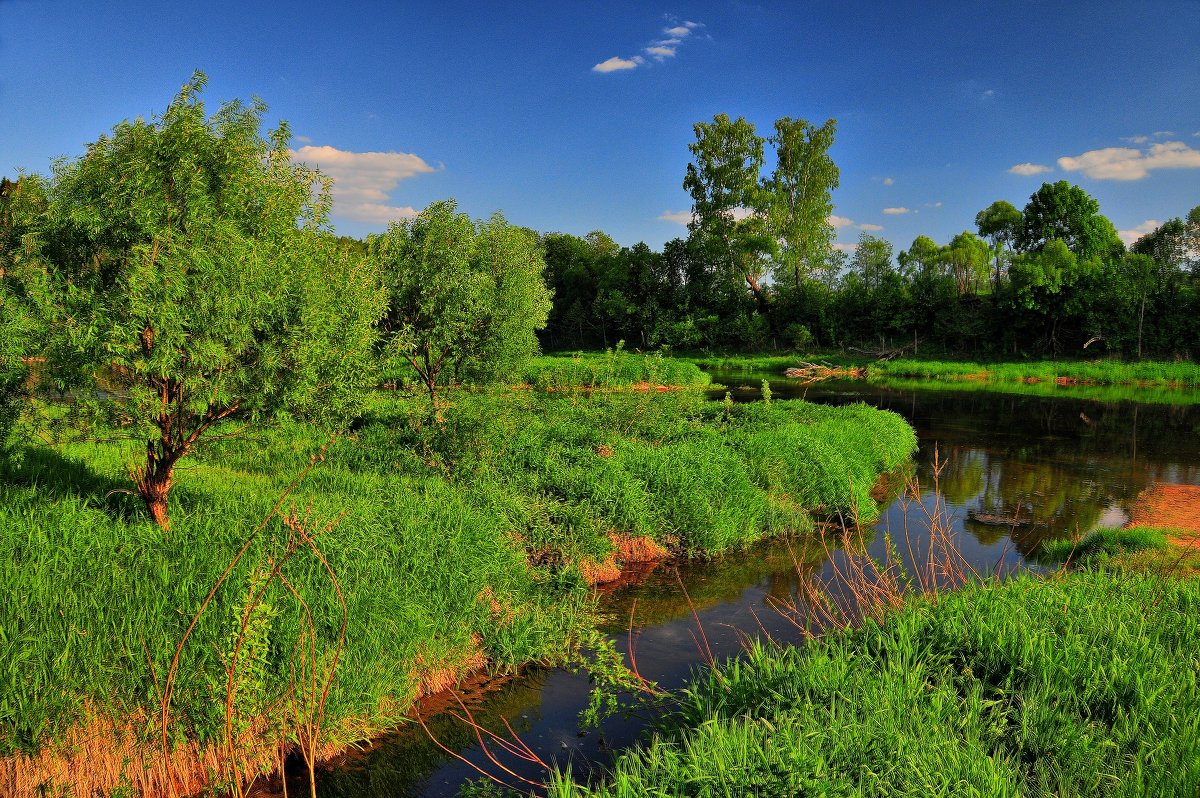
0,445 -> 145,521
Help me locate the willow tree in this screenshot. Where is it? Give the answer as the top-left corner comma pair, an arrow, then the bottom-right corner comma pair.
34,73 -> 385,528
371,200 -> 552,407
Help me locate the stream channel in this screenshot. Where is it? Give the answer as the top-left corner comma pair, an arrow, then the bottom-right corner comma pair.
307,373 -> 1200,797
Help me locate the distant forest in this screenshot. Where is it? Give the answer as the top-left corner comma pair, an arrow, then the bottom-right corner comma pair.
536,195 -> 1200,358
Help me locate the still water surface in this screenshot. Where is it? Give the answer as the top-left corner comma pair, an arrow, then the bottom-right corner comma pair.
312,375 -> 1200,797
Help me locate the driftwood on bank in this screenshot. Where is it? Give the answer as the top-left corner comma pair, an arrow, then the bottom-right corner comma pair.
784,361 -> 865,381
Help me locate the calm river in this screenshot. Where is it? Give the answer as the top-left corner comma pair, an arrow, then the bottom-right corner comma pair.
305,374 -> 1200,797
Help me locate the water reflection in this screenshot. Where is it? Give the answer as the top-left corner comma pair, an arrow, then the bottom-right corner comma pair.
719,375 -> 1200,554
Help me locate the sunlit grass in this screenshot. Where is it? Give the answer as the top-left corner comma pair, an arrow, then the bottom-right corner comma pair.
549,569 -> 1200,797
874,357 -> 1200,387
0,366 -> 916,779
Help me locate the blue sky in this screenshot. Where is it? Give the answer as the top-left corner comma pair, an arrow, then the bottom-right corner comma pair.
2,0 -> 1197,253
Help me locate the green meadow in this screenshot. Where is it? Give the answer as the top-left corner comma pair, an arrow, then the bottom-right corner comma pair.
0,354 -> 916,793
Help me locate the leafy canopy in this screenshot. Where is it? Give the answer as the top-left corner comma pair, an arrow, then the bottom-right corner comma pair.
371,199 -> 552,404
31,72 -> 385,526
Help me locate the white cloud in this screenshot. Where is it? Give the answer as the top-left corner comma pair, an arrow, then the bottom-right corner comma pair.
294,134 -> 313,144
347,203 -> 421,224
658,209 -> 694,225
833,242 -> 858,253
1058,141 -> 1200,181
592,55 -> 644,72
659,206 -> 756,225
1124,131 -> 1176,144
291,144 -> 436,224
598,20 -> 703,73
1008,162 -> 1053,176
981,89 -> 995,99
829,214 -> 883,231
1118,219 -> 1160,247
883,207 -> 910,215
882,177 -> 895,186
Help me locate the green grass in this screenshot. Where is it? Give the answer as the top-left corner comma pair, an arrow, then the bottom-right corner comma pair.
0,429 -> 584,761
549,569 -> 1200,797
0,368 -> 916,780
872,358 -> 1200,388
522,350 -> 711,390
1035,525 -> 1173,564
685,354 -> 807,373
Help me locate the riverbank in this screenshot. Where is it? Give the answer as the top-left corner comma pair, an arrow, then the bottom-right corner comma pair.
684,351 -> 1200,389
871,357 -> 1200,389
547,567 -> 1200,797
0,354 -> 916,797
289,359 -> 1200,796
1035,483 -> 1200,576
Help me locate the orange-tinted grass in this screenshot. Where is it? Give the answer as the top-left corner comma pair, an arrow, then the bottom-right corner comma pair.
0,647 -> 490,798
579,533 -> 671,586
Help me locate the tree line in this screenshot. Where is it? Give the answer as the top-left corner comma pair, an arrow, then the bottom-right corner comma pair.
541,113 -> 1200,358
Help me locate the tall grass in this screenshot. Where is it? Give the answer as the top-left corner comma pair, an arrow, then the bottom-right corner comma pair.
0,432 -> 587,795
523,350 -> 711,390
549,568 -> 1200,797
1034,525 -> 1173,564
0,359 -> 917,795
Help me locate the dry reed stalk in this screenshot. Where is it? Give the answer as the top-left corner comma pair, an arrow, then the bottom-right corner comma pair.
769,447 -> 978,638
0,623 -> 492,798
0,707 -> 284,798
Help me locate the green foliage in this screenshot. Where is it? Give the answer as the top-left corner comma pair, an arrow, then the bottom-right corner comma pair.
766,117 -> 839,286
550,569 -> 1200,797
1034,525 -> 1172,564
27,73 -> 385,526
372,200 -> 552,401
683,112 -> 840,318
0,177 -> 48,451
1018,180 -> 1123,261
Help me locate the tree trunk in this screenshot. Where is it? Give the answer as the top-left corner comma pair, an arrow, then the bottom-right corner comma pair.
1137,295 -> 1145,360
137,441 -> 181,531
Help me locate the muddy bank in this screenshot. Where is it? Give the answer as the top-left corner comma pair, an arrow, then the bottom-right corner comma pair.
0,651 -> 489,798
